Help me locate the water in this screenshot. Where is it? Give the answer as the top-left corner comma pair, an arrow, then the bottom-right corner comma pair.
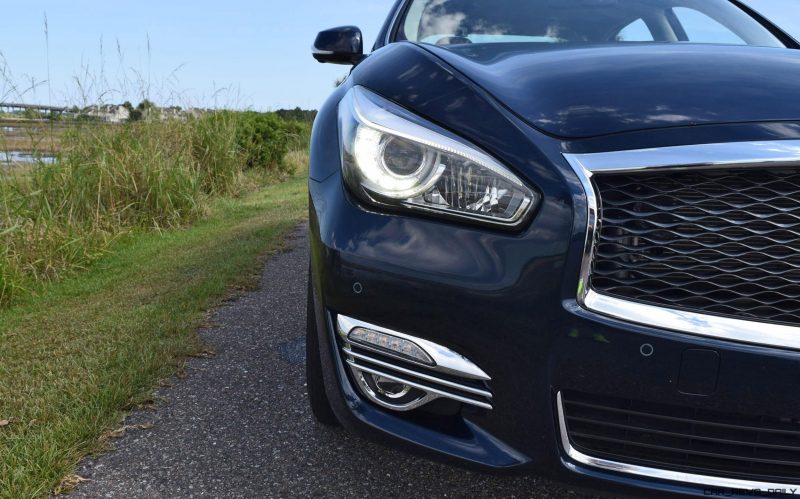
1,151 -> 56,166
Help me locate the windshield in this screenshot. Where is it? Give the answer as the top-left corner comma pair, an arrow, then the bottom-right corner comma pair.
398,0 -> 784,48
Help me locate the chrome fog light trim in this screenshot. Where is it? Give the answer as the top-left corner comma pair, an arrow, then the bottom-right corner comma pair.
337,315 -> 490,380
336,315 -> 493,412
342,347 -> 492,398
348,361 -> 493,410
371,375 -> 412,399
355,371 -> 439,412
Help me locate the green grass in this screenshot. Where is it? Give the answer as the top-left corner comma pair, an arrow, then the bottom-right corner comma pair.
0,114 -> 309,306
0,165 -> 308,498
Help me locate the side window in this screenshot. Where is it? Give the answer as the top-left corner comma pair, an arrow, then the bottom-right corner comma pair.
672,7 -> 746,45
616,19 -> 654,42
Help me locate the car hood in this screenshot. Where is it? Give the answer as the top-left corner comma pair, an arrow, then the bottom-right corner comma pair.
423,43 -> 800,139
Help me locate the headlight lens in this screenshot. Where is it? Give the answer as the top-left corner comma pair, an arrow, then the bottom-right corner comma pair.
339,86 -> 538,226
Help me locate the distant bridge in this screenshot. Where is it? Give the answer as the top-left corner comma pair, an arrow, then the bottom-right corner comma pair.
0,102 -> 70,113
0,103 -> 77,123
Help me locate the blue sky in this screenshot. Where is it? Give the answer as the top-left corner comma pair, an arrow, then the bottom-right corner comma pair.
0,0 -> 796,110
0,0 -> 396,110
747,0 -> 800,35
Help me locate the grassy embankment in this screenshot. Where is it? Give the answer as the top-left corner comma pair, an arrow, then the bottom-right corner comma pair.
0,113 -> 310,496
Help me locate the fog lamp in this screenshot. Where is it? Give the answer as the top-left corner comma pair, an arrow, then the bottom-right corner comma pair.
370,375 -> 412,399
347,327 -> 434,366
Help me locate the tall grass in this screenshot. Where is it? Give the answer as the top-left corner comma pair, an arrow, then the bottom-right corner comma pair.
0,114 -> 309,305
0,19 -> 313,306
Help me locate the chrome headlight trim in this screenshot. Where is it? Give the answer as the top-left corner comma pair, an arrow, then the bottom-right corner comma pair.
337,315 -> 490,381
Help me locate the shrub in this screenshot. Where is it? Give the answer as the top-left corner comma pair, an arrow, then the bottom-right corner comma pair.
284,120 -> 312,153
0,110 -> 300,305
233,112 -> 290,172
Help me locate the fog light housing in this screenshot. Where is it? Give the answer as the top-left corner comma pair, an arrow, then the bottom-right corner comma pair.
357,372 -> 425,405
371,375 -> 412,399
337,315 -> 494,412
354,370 -> 433,409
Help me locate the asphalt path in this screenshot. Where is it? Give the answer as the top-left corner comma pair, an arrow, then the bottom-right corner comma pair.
73,224 -> 602,498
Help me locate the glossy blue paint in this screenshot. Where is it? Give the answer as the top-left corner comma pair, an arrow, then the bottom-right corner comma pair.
426,42 -> 800,139
308,83 -> 347,182
308,1 -> 800,496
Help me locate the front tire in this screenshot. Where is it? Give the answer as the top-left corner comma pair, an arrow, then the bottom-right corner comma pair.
306,269 -> 340,426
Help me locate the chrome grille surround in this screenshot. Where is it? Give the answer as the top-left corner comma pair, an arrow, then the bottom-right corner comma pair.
564,140 -> 800,350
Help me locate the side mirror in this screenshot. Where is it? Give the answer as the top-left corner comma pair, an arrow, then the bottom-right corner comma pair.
312,26 -> 364,65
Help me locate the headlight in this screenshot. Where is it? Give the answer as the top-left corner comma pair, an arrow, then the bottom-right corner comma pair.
338,86 -> 538,227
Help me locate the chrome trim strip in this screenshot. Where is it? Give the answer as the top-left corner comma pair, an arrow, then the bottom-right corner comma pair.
337,315 -> 491,380
556,392 -> 800,490
343,347 -> 493,398
566,140 -> 800,174
347,360 -> 493,410
564,140 -> 800,351
584,290 -> 800,350
342,341 -> 433,368
383,0 -> 407,46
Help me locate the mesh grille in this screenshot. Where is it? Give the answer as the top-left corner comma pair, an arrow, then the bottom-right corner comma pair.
591,167 -> 800,326
562,391 -> 800,482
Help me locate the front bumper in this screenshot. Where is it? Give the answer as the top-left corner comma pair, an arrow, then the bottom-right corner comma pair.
309,171 -> 800,497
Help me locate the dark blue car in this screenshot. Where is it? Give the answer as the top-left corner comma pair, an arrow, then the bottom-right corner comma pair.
306,1 -> 800,496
